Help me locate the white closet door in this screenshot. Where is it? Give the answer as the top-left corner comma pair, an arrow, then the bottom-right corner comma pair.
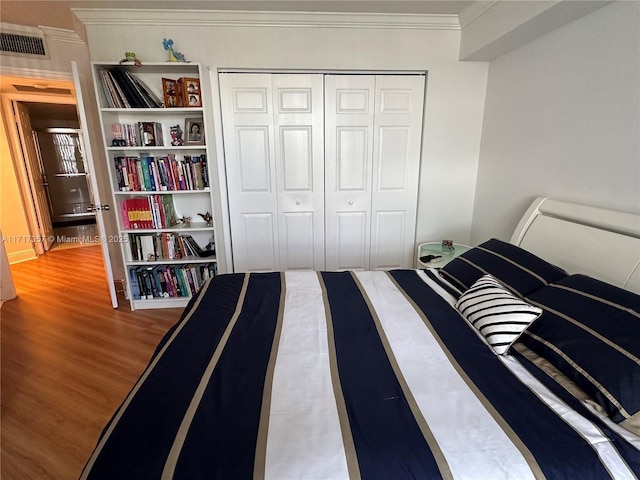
325,75 -> 376,271
220,73 -> 279,272
272,74 -> 325,270
221,73 -> 325,272
370,75 -> 425,270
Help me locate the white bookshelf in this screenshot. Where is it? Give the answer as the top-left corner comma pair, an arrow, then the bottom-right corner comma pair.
91,61 -> 217,310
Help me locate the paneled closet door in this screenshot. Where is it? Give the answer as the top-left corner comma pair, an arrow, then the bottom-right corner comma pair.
220,73 -> 325,272
220,74 -> 279,272
324,75 -> 376,271
324,74 -> 425,271
370,75 -> 425,270
272,74 -> 325,270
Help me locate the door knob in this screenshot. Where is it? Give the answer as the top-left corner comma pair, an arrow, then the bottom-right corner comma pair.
348,200 -> 354,205
296,200 -> 301,205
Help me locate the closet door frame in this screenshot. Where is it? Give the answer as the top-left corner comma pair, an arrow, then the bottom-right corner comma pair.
217,70 -> 426,273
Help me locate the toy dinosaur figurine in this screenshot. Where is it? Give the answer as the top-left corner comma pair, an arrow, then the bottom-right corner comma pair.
162,39 -> 189,63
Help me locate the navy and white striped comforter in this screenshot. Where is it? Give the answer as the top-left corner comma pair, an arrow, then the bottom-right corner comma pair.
81,270 -> 640,479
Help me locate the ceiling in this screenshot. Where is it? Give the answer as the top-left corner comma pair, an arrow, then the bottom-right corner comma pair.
1,1 -> 476,31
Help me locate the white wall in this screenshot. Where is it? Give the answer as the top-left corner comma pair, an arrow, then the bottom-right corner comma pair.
471,1 -> 640,245
80,14 -> 489,257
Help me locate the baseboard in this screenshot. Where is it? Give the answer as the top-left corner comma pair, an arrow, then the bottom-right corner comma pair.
8,249 -> 37,264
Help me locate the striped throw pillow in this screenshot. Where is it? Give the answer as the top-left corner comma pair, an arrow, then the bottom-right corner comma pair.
456,275 -> 542,355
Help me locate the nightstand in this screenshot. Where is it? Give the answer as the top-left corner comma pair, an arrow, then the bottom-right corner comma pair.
416,242 -> 471,268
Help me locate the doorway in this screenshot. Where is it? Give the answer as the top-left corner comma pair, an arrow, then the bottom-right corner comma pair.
0,75 -> 114,306
22,103 -> 98,251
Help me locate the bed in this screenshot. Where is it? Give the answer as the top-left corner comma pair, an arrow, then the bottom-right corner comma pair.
81,197 -> 640,480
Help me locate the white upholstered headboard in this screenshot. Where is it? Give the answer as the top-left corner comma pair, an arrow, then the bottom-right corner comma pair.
510,197 -> 640,294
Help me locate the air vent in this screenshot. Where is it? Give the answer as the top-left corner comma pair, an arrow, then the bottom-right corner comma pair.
1,32 -> 46,56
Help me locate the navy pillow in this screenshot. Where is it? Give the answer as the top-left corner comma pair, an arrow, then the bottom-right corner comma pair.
439,238 -> 567,297
520,274 -> 640,433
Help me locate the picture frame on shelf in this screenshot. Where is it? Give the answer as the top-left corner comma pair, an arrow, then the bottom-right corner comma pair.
162,78 -> 178,108
182,77 -> 202,107
185,118 -> 205,145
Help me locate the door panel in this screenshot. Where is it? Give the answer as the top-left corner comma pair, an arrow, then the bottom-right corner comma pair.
14,102 -> 54,252
377,127 -> 410,190
237,127 -> 272,192
337,127 -> 369,191
282,212 -> 315,270
220,74 -> 279,272
221,73 -> 324,272
280,127 -> 312,191
240,213 -> 277,271
325,75 -> 375,271
272,74 -> 325,271
71,61 -> 119,307
336,211 -> 368,270
372,210 -> 406,269
370,75 -> 425,270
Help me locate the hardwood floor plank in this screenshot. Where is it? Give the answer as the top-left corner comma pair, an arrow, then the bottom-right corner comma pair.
1,245 -> 183,480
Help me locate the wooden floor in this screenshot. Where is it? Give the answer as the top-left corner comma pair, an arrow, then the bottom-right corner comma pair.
1,245 -> 183,480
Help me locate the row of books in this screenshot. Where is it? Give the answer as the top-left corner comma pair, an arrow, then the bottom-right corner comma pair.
98,67 -> 163,109
112,122 -> 164,147
120,196 -> 178,229
114,154 -> 209,192
129,233 -> 213,262
129,263 -> 217,300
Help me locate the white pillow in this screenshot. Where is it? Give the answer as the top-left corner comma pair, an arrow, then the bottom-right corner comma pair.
456,274 -> 542,355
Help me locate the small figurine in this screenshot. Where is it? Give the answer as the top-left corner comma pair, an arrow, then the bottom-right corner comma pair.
178,215 -> 191,227
198,211 -> 212,226
119,51 -> 141,66
162,39 -> 189,63
170,125 -> 184,146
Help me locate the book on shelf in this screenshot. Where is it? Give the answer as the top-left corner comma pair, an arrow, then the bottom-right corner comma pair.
128,232 -> 211,261
119,195 -> 180,230
113,154 -> 209,192
98,67 -> 162,109
129,263 -> 216,300
139,122 -> 164,147
110,121 -> 163,147
111,123 -> 140,146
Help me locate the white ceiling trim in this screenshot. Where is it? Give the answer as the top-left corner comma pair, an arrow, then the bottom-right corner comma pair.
38,26 -> 85,44
72,8 -> 461,30
458,1 -> 498,29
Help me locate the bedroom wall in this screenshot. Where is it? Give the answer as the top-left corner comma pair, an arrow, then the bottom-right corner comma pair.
79,15 -> 489,263
470,1 -> 640,245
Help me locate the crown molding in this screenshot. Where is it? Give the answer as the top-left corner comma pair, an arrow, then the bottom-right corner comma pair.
72,8 -> 461,30
458,1 -> 499,29
38,26 -> 85,44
